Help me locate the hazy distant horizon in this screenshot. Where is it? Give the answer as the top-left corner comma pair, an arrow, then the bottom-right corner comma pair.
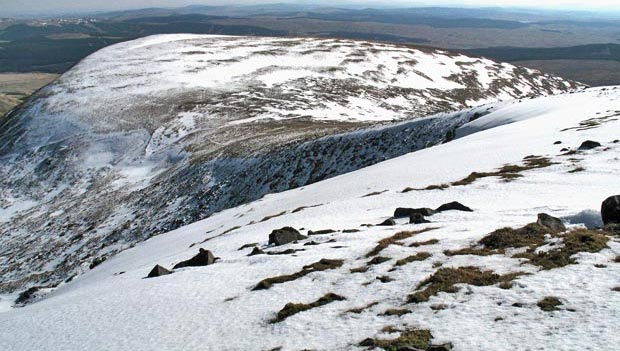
2,0 -> 620,17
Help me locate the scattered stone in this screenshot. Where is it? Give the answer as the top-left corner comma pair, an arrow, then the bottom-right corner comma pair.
435,201 -> 473,212
378,218 -> 397,226
266,249 -> 304,255
147,265 -> 172,278
560,148 -> 569,152
268,227 -> 307,246
308,229 -> 337,236
342,229 -> 360,233
410,213 -> 431,224
173,248 -> 215,269
537,213 -> 566,232
248,247 -> 265,256
602,195 -> 620,225
578,140 -> 601,150
377,275 -> 394,283
394,207 -> 436,218
554,141 -> 562,145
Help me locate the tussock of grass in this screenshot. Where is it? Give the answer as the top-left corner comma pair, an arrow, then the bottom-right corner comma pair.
516,229 -> 608,270
412,156 -> 555,191
363,190 -> 388,197
260,211 -> 287,222
271,293 -> 345,323
359,328 -> 432,350
537,297 -> 562,311
445,223 -> 552,257
407,267 -> 523,303
368,256 -> 392,265
409,239 -> 439,247
367,228 -> 437,257
346,301 -> 378,314
253,259 -> 343,290
395,252 -> 432,267
568,166 -> 586,173
382,308 -> 411,316
351,266 -> 369,273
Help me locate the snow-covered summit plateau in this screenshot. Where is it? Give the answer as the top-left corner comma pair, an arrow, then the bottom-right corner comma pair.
0,34 -> 579,293
2,84 -> 619,350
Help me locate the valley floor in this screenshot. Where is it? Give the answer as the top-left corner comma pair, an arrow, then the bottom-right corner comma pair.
1,87 -> 620,350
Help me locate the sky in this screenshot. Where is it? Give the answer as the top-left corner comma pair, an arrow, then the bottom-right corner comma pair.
1,0 -> 620,16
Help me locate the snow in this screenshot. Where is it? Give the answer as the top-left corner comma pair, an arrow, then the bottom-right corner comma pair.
1,86 -> 619,350
40,34 -> 575,127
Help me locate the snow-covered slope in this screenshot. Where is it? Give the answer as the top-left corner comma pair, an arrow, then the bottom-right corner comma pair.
0,34 -> 580,293
2,86 -> 618,350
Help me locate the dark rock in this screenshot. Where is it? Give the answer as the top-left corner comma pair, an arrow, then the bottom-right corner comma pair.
378,218 -> 397,226
89,255 -> 107,269
409,213 -> 431,224
578,140 -> 601,150
396,348 -> 425,351
553,141 -> 562,145
613,140 -> 619,144
308,229 -> 336,236
267,249 -> 303,255
560,148 -> 569,152
436,201 -> 473,212
429,344 -> 454,351
394,207 -> 436,218
173,248 -> 215,269
359,338 -> 376,347
537,213 -> 566,232
268,227 -> 307,246
342,229 -> 360,233
15,287 -> 42,305
147,265 -> 172,278
377,275 -> 394,283
248,247 -> 265,256
602,195 -> 620,225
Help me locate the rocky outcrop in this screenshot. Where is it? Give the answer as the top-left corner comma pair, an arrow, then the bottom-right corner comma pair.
394,208 -> 436,218
602,195 -> 620,225
537,213 -> 566,232
173,249 -> 216,269
147,265 -> 172,278
578,140 -> 601,150
268,227 -> 307,246
436,202 -> 474,212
